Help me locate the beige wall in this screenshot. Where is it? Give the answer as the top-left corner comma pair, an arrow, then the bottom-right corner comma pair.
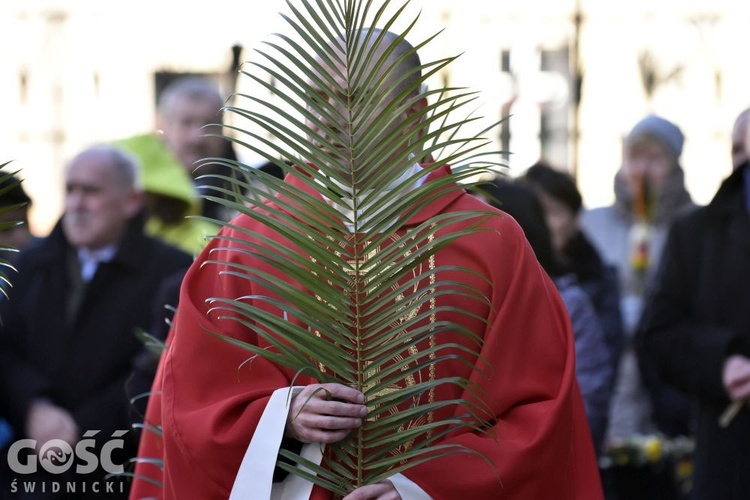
1,0 -> 748,235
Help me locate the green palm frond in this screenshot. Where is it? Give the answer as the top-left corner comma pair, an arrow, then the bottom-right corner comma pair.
196,0 -> 507,495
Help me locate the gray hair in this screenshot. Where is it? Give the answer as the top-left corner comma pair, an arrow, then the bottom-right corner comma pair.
69,144 -> 143,191
157,76 -> 225,118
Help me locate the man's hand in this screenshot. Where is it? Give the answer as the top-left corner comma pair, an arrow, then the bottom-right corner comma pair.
25,400 -> 79,448
343,481 -> 401,500
285,383 -> 367,444
723,355 -> 750,401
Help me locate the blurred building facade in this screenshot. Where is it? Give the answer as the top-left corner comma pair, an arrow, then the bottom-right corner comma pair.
1,0 -> 749,235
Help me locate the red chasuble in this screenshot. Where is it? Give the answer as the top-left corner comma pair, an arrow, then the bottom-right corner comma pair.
130,165 -> 603,499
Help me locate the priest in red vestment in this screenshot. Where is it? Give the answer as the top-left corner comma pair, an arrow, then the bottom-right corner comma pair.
129,29 -> 603,500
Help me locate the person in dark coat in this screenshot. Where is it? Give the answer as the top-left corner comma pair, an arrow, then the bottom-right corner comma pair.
636,158 -> 750,499
474,178 -> 613,457
0,144 -> 193,499
521,161 -> 625,378
126,267 -> 187,429
0,172 -> 36,256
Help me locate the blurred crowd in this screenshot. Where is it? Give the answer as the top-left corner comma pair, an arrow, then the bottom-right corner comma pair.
474,109 -> 750,500
0,73 -> 749,500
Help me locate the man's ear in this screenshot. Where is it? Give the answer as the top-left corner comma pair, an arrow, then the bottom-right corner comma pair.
125,189 -> 146,218
405,95 -> 428,136
408,95 -> 428,118
407,96 -> 429,151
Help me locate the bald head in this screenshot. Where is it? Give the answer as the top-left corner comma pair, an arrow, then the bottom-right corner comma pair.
332,28 -> 423,102
359,29 -> 422,98
306,29 -> 427,188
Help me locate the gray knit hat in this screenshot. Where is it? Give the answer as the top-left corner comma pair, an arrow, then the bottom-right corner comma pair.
625,114 -> 684,160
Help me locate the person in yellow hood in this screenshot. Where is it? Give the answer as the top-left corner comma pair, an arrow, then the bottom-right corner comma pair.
114,133 -> 217,255
115,76 -> 244,255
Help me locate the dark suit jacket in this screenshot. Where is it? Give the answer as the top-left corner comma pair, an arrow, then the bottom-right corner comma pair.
0,211 -> 192,454
637,162 -> 750,499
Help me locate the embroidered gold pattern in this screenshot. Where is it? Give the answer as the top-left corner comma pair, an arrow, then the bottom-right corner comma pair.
311,229 -> 438,458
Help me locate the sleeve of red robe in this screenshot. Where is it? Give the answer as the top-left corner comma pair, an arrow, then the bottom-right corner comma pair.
130,198 -> 603,499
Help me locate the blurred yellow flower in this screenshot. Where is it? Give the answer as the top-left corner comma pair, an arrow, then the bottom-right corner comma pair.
643,436 -> 663,462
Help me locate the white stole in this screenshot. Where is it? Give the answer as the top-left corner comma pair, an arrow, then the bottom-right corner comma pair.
229,387 -> 431,499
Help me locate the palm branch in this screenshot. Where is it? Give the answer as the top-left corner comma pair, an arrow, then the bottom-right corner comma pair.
0,162 -> 25,299
194,0 -> 507,495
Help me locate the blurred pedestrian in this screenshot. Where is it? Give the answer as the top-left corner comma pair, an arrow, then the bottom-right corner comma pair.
154,75 -> 239,222
0,145 -> 192,499
521,161 -> 625,384
115,76 -> 238,254
0,171 -> 37,466
580,115 -> 695,499
0,172 -> 35,255
731,107 -> 750,170
476,177 -> 613,457
636,120 -> 750,499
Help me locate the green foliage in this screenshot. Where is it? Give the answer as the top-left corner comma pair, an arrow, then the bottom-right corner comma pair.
195,0 -> 507,495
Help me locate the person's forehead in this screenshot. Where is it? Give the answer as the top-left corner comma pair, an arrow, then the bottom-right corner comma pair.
166,93 -> 223,119
310,39 -> 392,86
626,137 -> 669,156
66,155 -> 116,186
537,190 -> 572,213
309,58 -> 348,90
